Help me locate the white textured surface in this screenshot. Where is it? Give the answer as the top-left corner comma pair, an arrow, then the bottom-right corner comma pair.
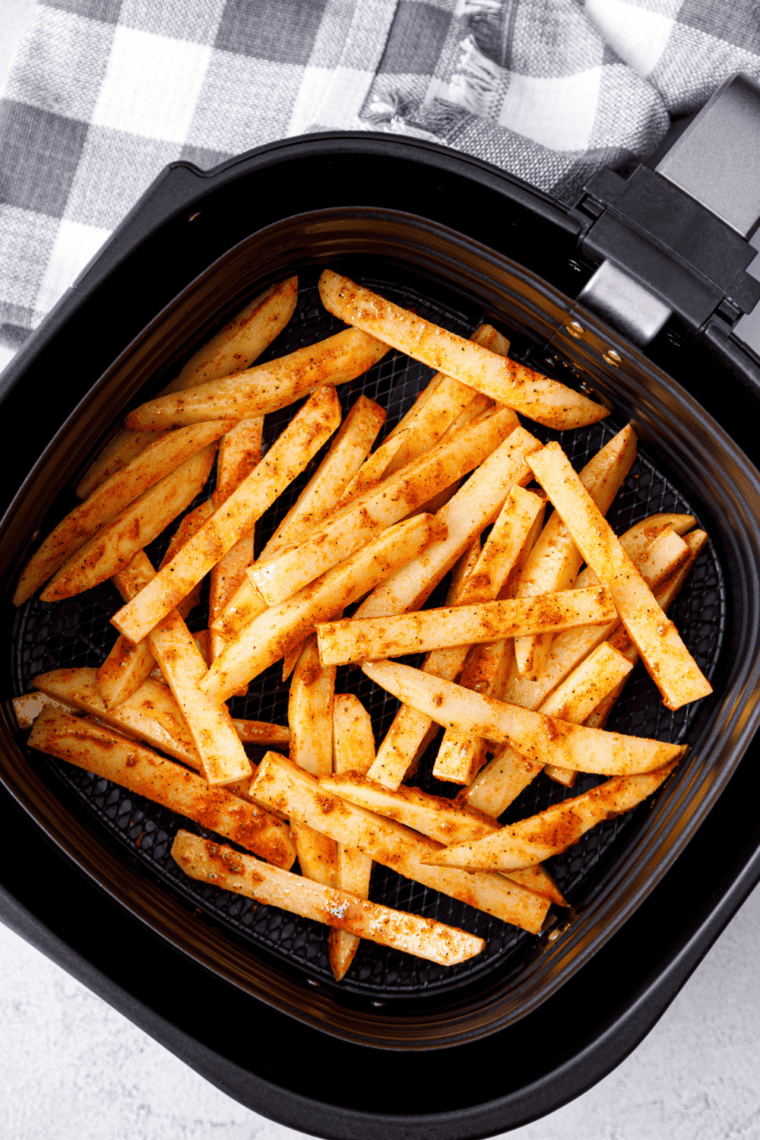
2,884 -> 760,1140
2,5 -> 760,1137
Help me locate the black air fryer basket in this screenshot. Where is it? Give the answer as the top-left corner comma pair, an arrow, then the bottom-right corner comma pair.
3,72 -> 760,1140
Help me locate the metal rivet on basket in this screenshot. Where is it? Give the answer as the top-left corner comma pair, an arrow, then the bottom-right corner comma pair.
567,321 -> 585,338
603,349 -> 622,366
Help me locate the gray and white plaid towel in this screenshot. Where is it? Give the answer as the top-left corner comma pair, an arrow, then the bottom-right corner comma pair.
2,0 -> 760,350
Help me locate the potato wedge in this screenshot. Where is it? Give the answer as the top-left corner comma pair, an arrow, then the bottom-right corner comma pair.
126,328 -> 388,430
113,384 -> 342,644
250,406 -> 519,608
425,763 -> 678,871
201,514 -> 446,702
528,443 -> 712,710
171,831 -> 485,966
40,444 -> 216,602
28,708 -> 294,868
249,753 -> 551,933
318,587 -> 616,667
318,270 -> 608,429
362,660 -> 684,775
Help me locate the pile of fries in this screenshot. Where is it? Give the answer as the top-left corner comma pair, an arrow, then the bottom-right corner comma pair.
14,269 -> 713,983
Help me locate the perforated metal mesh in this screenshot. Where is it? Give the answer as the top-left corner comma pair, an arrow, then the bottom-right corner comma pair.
11,272 -> 725,1000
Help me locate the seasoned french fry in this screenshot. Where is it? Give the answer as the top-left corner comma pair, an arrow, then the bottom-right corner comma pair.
201,514 -> 446,702
318,587 -> 616,667
462,528 -> 695,816
172,831 -> 485,966
96,500 -> 216,708
14,421 -> 234,606
528,443 -> 712,710
513,424 -> 637,680
250,406 -> 519,608
352,428 -> 542,620
424,763 -> 678,871
209,416 -> 264,661
75,276 -> 299,499
12,691 -> 71,729
320,773 -> 566,905
318,270 -> 609,429
40,445 -> 216,602
29,708 -> 295,868
250,753 -> 551,933
126,329 -> 388,430
362,660 -> 684,775
288,634 -> 338,891
113,384 -> 342,645
330,694 -> 376,980
367,489 -> 544,790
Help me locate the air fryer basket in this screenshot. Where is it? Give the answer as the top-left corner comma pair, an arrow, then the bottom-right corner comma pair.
3,205 -> 758,1060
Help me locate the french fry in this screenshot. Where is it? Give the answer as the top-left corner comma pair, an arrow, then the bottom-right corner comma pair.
33,667 -> 288,765
585,530 -> 708,732
512,424 -> 637,679
14,421 -> 235,606
367,490 -> 544,790
12,691 -> 71,729
463,528 -> 695,816
352,427 -> 542,620
209,416 -> 264,661
29,708 -> 295,868
126,328 -> 388,430
317,587 -> 616,667
362,660 -> 684,775
171,831 -> 485,966
250,753 -> 551,933
75,277 -> 299,499
250,406 -> 520,608
201,514 -> 446,702
424,763 -> 678,871
320,773 -> 566,905
96,500 -> 216,708
318,270 -> 609,429
528,443 -> 712,710
112,384 -> 342,645
330,694 -> 376,980
39,445 -> 217,602
288,634 -> 338,891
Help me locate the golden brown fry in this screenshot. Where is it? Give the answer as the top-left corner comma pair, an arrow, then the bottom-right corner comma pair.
362,659 -> 684,775
318,269 -> 608,429
29,708 -> 295,868
171,831 -> 485,966
249,753 -> 551,933
113,384 -> 342,644
528,443 -> 712,710
40,445 -> 216,603
126,328 -> 388,430
424,763 -> 678,871
250,407 -> 519,608
318,587 -> 616,667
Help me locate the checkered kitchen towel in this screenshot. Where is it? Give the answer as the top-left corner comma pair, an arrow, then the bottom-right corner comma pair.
2,0 -> 760,349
